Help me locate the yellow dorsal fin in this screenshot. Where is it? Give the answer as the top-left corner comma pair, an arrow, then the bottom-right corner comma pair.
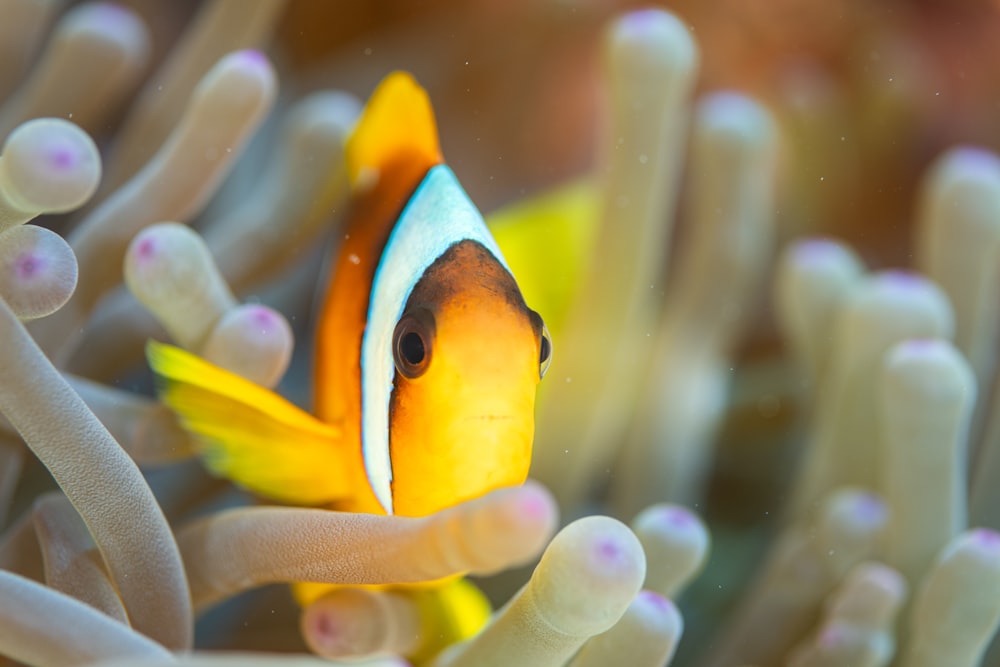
147,341 -> 349,506
346,72 -> 443,189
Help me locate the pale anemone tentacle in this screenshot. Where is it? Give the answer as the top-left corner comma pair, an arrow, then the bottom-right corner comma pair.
90,654 -> 410,667
29,49 -> 277,365
0,116 -> 100,231
179,481 -> 557,611
0,570 -> 173,667
774,238 -> 866,393
914,148 -> 1000,452
611,90 -> 778,513
0,136 -> 192,647
881,339 -> 973,586
567,590 -> 684,667
300,587 -> 422,660
787,562 -> 906,667
630,503 -> 710,599
124,223 -> 238,355
434,515 -> 646,667
903,529 -> 1000,667
125,222 -> 295,389
531,8 -> 699,508
0,0 -> 67,100
32,491 -> 129,623
789,271 -> 954,519
0,373 -> 197,466
0,294 -> 193,649
72,89 -> 358,382
0,2 -> 150,139
102,0 -> 287,189
705,489 -> 889,667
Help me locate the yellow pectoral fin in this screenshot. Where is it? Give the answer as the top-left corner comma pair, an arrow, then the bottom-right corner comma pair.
146,341 -> 349,506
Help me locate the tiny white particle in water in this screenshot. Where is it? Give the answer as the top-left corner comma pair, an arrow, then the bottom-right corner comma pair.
364,47 -> 372,56
565,377 -> 572,383
638,153 -> 648,164
348,253 -> 360,265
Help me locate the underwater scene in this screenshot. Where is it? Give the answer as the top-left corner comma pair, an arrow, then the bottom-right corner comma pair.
3,1 -> 1000,666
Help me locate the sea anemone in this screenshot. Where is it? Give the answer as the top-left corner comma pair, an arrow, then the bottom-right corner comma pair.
3,2 -> 1000,666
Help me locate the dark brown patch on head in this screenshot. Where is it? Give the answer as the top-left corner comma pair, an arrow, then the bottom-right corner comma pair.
403,239 -> 530,315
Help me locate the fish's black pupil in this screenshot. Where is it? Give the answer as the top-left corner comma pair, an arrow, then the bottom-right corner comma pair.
539,335 -> 551,364
400,331 -> 425,365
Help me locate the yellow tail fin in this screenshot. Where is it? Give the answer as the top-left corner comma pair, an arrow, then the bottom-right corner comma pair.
147,341 -> 350,506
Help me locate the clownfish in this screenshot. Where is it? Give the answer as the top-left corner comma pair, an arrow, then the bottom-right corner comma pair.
146,72 -> 551,521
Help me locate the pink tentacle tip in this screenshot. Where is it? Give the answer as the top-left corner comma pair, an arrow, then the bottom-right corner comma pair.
949,147 -> 1000,173
619,8 -> 667,31
792,239 -> 841,264
234,49 -> 271,69
852,492 -> 887,526
516,488 -> 550,521
898,338 -> 941,353
637,589 -> 674,614
14,252 -> 46,280
46,144 -> 80,171
971,528 -> 1000,551
308,609 -> 344,648
819,625 -> 847,648
656,506 -> 696,530
246,305 -> 277,331
592,537 -> 627,567
133,235 -> 158,262
880,270 -> 926,290
89,2 -> 132,23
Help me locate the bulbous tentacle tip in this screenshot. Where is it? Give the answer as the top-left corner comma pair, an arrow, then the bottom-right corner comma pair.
0,224 -> 78,320
1,118 -> 102,217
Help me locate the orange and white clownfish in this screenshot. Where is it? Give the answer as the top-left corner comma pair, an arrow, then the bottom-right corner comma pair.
146,72 -> 552,520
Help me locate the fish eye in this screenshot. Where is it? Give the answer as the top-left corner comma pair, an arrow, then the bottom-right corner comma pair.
393,309 -> 434,379
539,322 -> 553,379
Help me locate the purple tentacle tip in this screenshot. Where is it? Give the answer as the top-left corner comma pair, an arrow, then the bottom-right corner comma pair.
134,236 -> 157,261
518,490 -> 548,521
637,589 -> 673,614
793,239 -> 841,264
90,2 -> 131,23
853,492 -> 887,525
658,506 -> 695,530
972,528 -> 1000,550
949,147 -> 1000,174
246,305 -> 276,330
819,625 -> 846,648
46,144 -> 79,171
880,270 -> 926,290
15,252 -> 45,281
235,49 -> 270,69
619,8 -> 666,32
593,537 -> 625,566
897,338 -> 944,357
